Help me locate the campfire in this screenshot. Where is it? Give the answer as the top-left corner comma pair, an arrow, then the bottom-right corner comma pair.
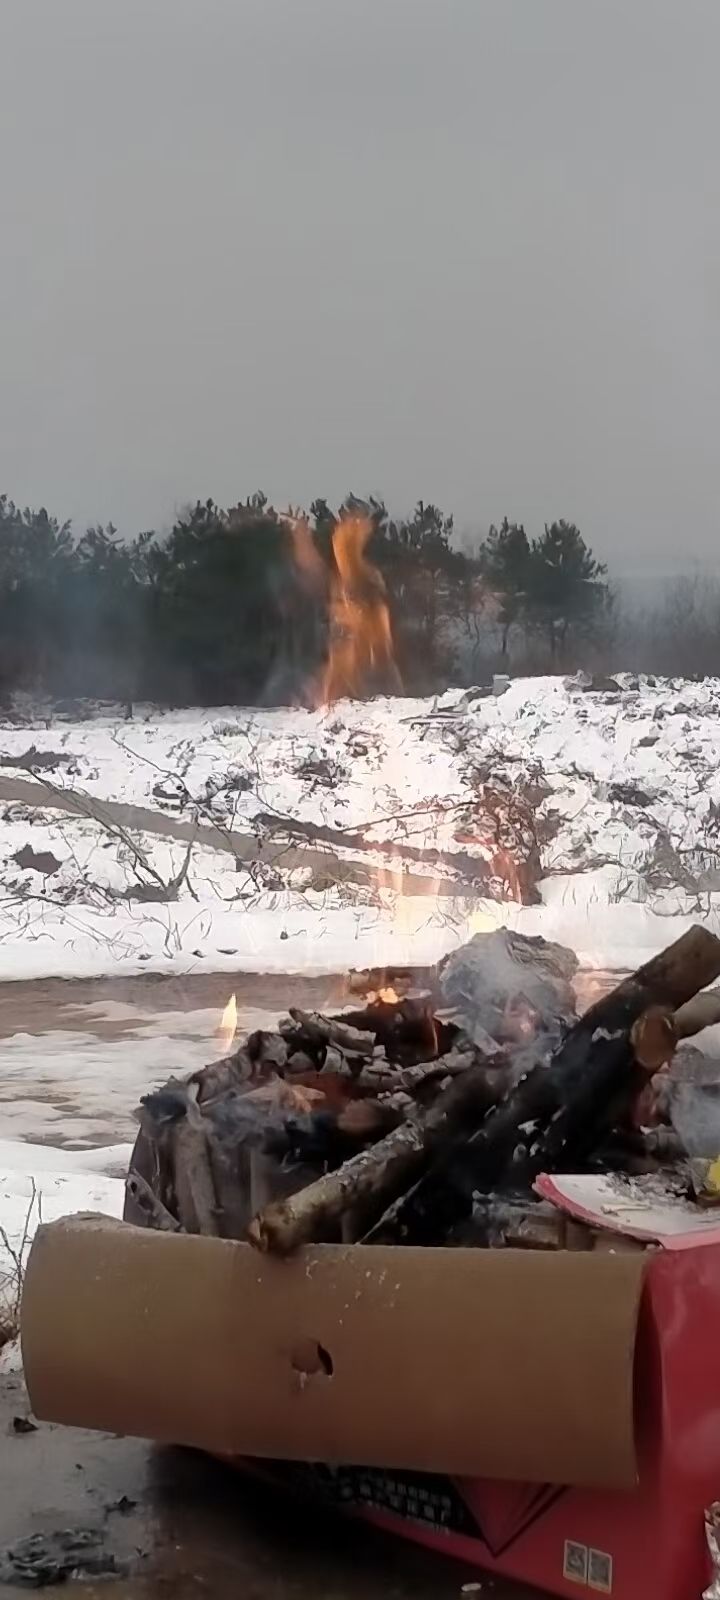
126,924 -> 720,1253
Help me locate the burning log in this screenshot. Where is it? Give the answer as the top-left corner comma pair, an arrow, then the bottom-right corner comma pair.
261,1100 -> 406,1170
345,965 -> 441,1001
126,987 -> 463,1239
247,1058 -> 512,1254
129,925 -> 720,1257
334,996 -> 457,1065
366,924 -> 720,1244
282,1008 -> 375,1060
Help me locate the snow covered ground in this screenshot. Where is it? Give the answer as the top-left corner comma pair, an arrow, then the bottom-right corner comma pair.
0,1139 -> 125,1349
0,675 -> 719,979
0,991 -> 289,1330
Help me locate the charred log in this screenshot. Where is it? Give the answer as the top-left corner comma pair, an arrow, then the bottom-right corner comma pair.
247,1058 -> 512,1254
334,996 -> 458,1065
368,925 -> 720,1245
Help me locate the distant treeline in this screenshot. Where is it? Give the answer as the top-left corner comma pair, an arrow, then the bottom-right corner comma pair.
0,490 -> 709,704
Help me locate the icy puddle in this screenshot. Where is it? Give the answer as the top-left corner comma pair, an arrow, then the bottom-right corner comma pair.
0,971 -> 345,1152
0,967 -> 617,1152
0,972 -> 348,1270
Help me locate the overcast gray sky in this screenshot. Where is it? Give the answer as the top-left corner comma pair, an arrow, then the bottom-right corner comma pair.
1,0 -> 719,571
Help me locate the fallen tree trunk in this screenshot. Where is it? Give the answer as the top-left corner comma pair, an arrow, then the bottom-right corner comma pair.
251,808 -> 498,895
368,924 -> 720,1245
247,1058 -> 511,1254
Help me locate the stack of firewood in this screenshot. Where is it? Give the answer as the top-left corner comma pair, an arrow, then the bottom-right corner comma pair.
125,926 -> 720,1255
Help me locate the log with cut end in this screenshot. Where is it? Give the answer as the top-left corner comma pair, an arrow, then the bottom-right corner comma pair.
247,1059 -> 510,1254
369,924 -> 720,1245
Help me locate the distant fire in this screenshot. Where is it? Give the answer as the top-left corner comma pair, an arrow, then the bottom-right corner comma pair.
321,515 -> 400,704
217,993 -> 238,1053
288,511 -> 402,706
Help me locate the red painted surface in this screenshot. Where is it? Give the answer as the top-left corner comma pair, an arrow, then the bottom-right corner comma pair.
240,1239 -> 720,1599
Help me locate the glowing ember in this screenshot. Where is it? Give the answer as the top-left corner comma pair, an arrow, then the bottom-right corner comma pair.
319,514 -> 402,705
366,986 -> 401,1005
217,992 -> 238,1053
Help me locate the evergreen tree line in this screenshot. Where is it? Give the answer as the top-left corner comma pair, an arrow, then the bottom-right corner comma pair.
0,490 -> 702,705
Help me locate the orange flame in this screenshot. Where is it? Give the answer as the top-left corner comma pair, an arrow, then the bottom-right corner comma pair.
366,985 -> 401,1005
318,515 -> 402,705
217,992 -> 238,1053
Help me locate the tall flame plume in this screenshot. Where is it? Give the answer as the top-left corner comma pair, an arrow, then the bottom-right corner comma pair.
288,511 -> 402,707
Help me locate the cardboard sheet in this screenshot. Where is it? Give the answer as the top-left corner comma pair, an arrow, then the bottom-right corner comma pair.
22,1214 -> 645,1489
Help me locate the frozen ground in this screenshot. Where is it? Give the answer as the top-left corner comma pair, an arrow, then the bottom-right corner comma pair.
0,674 -> 719,981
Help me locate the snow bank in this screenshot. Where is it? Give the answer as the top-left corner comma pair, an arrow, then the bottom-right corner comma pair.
0,1142 -> 125,1331
0,676 -> 719,978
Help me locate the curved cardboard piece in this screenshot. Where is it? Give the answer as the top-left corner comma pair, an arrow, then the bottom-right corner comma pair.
22,1215 -> 645,1489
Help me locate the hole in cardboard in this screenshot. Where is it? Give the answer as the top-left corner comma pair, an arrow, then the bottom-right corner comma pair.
290,1337 -> 334,1378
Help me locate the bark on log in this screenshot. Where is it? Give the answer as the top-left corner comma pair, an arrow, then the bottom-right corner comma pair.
247,1059 -> 510,1254
172,1094 -> 220,1236
674,990 -> 720,1039
284,1009 -> 375,1058
369,924 -> 720,1245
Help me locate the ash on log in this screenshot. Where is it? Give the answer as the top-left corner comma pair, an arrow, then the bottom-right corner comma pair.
368,924 -> 720,1245
246,1058 -> 511,1254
